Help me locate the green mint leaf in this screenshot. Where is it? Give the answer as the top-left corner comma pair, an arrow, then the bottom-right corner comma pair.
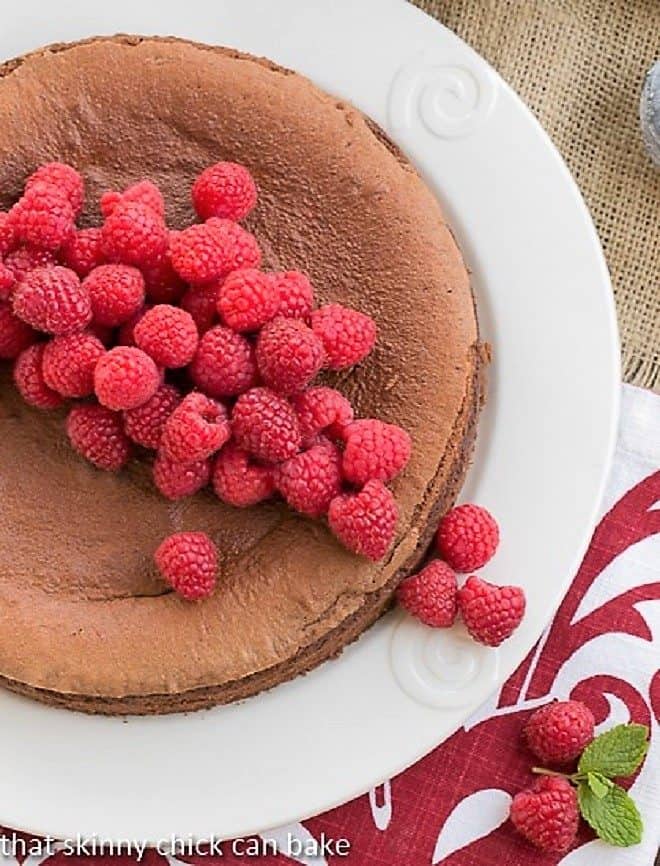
578,723 -> 649,777
578,781 -> 643,847
587,771 -> 614,799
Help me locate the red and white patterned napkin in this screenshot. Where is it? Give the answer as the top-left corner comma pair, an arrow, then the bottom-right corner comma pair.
2,384 -> 659,865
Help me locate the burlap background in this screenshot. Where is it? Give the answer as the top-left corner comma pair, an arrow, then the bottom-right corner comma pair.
412,0 -> 660,392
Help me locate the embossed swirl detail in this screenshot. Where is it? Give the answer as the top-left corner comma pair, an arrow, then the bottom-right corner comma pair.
390,613 -> 499,709
388,53 -> 497,139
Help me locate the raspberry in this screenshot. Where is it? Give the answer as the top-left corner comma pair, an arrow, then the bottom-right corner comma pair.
101,201 -> 168,268
0,302 -> 37,358
255,317 -> 324,395
212,441 -> 275,507
0,211 -> 17,256
341,419 -> 411,485
457,575 -> 526,647
42,331 -> 106,397
66,403 -> 132,471
435,504 -> 499,572
169,223 -> 226,285
311,303 -> 377,370
142,251 -> 186,304
83,263 -> 145,327
275,438 -> 342,517
510,776 -> 579,853
272,270 -> 314,319
232,387 -> 302,463
124,384 -> 180,449
0,260 -> 16,301
154,531 -> 218,601
290,386 -> 354,445
153,452 -> 211,500
94,345 -> 160,411
396,560 -> 458,627
117,305 -> 150,346
13,343 -> 63,410
181,283 -> 219,334
12,266 -> 91,335
192,162 -> 257,221
161,392 -> 231,463
100,180 -> 165,219
60,228 -> 105,277
11,181 -> 75,251
134,304 -> 198,368
189,324 -> 257,398
523,700 -> 595,765
4,246 -> 56,283
208,218 -> 261,275
328,479 -> 398,561
26,162 -> 84,216
218,268 -> 279,332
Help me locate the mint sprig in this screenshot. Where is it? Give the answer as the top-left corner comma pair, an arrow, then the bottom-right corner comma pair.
532,722 -> 649,848
578,723 -> 649,777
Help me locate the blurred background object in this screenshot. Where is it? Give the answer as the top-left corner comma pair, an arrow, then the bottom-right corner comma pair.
412,0 -> 660,391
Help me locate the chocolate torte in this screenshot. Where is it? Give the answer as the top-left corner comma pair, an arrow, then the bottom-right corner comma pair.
0,36 -> 485,714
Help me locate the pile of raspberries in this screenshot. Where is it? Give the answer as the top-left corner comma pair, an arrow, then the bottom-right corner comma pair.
0,161 -> 412,598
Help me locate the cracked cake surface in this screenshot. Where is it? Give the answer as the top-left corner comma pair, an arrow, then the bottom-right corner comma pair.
0,35 -> 485,714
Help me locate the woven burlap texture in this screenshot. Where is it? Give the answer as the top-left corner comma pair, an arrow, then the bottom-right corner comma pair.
413,0 -> 660,391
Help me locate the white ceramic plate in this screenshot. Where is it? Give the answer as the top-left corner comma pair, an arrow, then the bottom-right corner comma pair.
0,0 -> 619,842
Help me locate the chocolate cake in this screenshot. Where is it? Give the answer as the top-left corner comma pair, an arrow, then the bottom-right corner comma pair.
0,36 -> 485,714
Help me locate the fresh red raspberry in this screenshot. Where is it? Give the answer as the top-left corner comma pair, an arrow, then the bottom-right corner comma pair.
275,438 -> 342,517
207,217 -> 261,274
0,260 -> 15,301
231,387 -> 302,463
101,201 -> 168,268
94,345 -> 160,411
189,324 -> 257,398
60,228 -> 105,277
435,504 -> 500,572
396,560 -> 458,627
134,304 -> 199,368
523,700 -> 595,765
155,531 -> 218,601
290,386 -> 354,445
161,392 -> 231,463
256,317 -> 325,395
311,303 -> 377,370
42,331 -> 106,397
169,223 -> 226,285
212,441 -> 275,507
142,251 -> 186,304
192,161 -> 257,221
153,452 -> 211,500
123,384 -> 180,449
0,211 -> 17,256
3,246 -> 56,283
457,575 -> 525,646
271,270 -> 314,319
510,776 -> 579,853
12,266 -> 91,335
0,302 -> 37,358
181,283 -> 219,334
10,181 -> 75,252
13,343 -> 63,410
83,263 -> 145,327
117,305 -> 150,346
328,479 -> 398,561
100,180 -> 165,219
341,419 -> 411,485
26,162 -> 84,216
66,403 -> 132,471
218,268 -> 279,332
